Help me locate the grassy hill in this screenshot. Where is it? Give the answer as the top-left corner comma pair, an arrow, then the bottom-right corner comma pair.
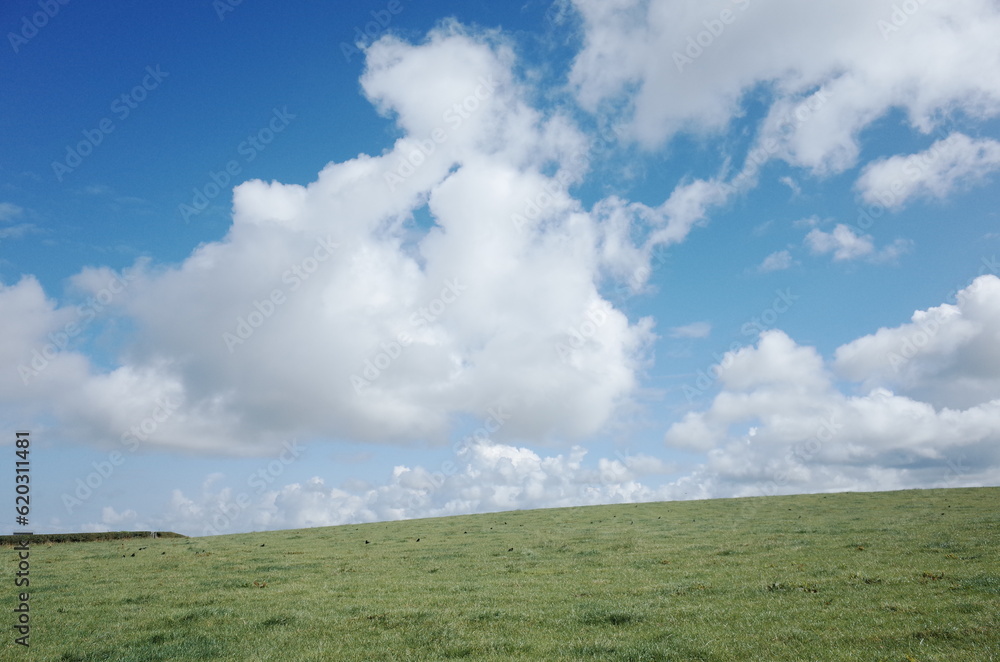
3,487 -> 997,661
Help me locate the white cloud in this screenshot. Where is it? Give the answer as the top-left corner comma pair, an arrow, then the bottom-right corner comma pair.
669,321 -> 711,339
661,277 -> 1000,497
834,275 -> 1000,410
805,225 -> 874,261
75,278 -> 1000,534
568,0 -> 1000,174
779,176 -> 801,197
134,440 -> 682,536
856,133 -> 1000,210
805,224 -> 910,263
758,250 -> 793,273
2,25 -> 676,456
0,202 -> 23,222
0,203 -> 33,240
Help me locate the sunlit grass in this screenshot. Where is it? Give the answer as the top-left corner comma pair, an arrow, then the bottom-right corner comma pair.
3,487 -> 998,660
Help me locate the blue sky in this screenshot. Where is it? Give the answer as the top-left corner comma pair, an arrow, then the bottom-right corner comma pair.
3,0 -> 999,536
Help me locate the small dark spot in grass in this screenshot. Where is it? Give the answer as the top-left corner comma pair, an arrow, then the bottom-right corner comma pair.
577,608 -> 642,626
767,582 -> 818,593
121,594 -> 155,605
913,627 -> 959,640
261,616 -> 294,627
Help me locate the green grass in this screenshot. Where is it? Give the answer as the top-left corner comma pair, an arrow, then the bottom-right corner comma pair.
4,487 -> 998,660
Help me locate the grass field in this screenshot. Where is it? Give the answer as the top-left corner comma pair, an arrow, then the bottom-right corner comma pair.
3,487 -> 998,661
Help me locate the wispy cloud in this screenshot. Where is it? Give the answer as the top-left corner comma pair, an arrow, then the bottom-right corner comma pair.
669,321 -> 711,339
805,224 -> 911,264
0,202 -> 23,222
758,249 -> 794,273
857,133 -> 1000,210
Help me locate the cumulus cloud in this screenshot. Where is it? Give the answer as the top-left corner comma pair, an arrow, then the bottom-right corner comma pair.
662,277 -> 1000,497
118,440 -> 682,536
805,224 -> 910,263
2,24 -> 689,456
757,250 -> 793,273
856,133 -> 1000,210
835,274 -> 1000,409
805,225 -> 874,261
73,277 -> 1000,535
568,0 -> 1000,174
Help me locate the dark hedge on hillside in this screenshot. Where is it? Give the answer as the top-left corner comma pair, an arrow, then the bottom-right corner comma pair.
0,531 -> 186,545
